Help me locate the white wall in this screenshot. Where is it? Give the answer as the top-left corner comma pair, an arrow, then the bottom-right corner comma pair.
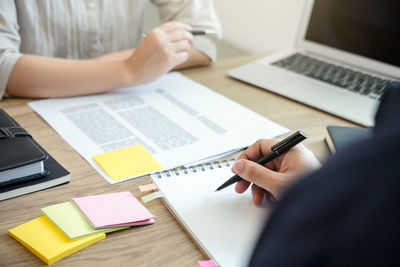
213,0 -> 306,54
143,0 -> 306,56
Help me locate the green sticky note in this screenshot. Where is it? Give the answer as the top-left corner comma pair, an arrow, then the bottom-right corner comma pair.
41,201 -> 128,240
93,144 -> 163,181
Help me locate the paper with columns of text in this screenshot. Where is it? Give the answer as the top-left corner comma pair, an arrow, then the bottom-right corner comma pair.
29,72 -> 289,184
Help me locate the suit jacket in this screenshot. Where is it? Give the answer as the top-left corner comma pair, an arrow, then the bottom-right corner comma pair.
249,82 -> 400,267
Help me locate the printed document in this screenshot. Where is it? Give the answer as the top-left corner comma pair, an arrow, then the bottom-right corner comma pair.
29,72 -> 289,184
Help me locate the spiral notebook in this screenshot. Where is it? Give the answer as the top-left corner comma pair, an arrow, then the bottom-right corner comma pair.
151,160 -> 271,267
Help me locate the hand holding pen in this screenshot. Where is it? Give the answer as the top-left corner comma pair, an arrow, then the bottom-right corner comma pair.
142,29 -> 217,39
216,131 -> 321,205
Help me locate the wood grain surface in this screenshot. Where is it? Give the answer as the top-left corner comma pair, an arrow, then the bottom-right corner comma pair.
0,55 -> 356,266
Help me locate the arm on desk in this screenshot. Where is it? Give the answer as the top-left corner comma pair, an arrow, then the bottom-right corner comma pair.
6,22 -> 209,98
95,47 -> 210,70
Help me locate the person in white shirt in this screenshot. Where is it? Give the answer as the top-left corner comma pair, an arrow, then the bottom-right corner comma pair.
0,0 -> 221,99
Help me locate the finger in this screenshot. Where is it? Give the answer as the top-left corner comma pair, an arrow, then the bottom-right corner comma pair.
268,193 -> 279,204
167,30 -> 193,43
251,184 -> 266,206
232,159 -> 279,192
235,139 -> 282,171
263,190 -> 276,204
236,139 -> 279,161
160,21 -> 192,32
235,179 -> 251,194
170,40 -> 192,53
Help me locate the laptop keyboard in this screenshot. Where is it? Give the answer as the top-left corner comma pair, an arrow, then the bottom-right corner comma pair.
272,53 -> 392,100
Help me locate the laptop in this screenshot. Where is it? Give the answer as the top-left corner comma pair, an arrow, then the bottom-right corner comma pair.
228,0 -> 400,127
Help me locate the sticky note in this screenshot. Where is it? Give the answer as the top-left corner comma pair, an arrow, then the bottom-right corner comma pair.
139,183 -> 157,192
141,191 -> 163,203
41,201 -> 129,240
198,260 -> 218,267
72,191 -> 155,229
93,144 -> 163,181
8,216 -> 105,265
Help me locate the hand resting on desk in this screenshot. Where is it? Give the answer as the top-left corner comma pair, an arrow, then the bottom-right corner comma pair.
124,22 -> 194,85
232,139 -> 320,205
6,22 -> 208,98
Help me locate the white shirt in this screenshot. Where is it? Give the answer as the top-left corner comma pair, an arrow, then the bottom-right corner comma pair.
0,0 -> 222,99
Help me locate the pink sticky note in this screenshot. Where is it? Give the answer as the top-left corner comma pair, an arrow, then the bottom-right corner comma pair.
72,191 -> 155,229
198,260 -> 218,267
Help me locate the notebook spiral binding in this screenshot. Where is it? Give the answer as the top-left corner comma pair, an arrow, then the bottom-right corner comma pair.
154,159 -> 236,179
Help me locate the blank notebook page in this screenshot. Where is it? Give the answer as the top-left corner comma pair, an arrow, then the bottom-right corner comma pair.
152,162 -> 271,267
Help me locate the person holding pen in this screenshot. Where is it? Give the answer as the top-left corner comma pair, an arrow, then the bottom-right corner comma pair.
0,0 -> 221,99
232,138 -> 320,204
230,81 -> 400,266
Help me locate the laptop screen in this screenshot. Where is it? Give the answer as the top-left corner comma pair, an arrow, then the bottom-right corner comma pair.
305,0 -> 400,67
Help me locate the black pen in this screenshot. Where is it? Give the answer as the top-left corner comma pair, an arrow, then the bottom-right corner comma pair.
215,131 -> 308,192
142,29 -> 216,39
190,30 -> 217,36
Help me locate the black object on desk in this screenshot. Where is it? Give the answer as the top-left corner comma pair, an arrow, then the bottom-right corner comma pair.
215,131 -> 307,192
0,108 -> 70,200
325,125 -> 372,154
0,109 -> 48,186
0,155 -> 70,201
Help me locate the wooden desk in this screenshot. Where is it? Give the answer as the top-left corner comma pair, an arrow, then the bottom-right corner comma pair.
0,56 -> 355,266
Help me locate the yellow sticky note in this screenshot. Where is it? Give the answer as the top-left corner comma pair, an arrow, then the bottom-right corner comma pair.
93,144 -> 163,181
8,216 -> 105,265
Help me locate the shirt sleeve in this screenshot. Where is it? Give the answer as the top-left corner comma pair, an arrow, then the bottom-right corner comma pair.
150,0 -> 222,62
0,0 -> 23,100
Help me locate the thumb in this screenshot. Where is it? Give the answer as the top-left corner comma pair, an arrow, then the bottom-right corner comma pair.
233,159 -> 279,193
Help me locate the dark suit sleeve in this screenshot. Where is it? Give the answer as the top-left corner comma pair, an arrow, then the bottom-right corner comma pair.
248,166 -> 344,267
249,82 -> 400,267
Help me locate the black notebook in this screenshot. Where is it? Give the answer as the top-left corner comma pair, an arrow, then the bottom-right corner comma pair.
0,154 -> 70,201
0,109 -> 48,186
325,126 -> 372,154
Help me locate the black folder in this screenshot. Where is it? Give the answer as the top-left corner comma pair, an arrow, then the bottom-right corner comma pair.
0,109 -> 48,186
0,154 -> 70,201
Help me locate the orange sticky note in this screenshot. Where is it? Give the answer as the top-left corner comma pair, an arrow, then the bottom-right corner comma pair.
93,145 -> 163,181
138,183 -> 157,192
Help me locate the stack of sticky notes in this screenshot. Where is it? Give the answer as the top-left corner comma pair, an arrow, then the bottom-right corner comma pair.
8,216 -> 106,265
8,191 -> 154,265
72,191 -> 155,228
